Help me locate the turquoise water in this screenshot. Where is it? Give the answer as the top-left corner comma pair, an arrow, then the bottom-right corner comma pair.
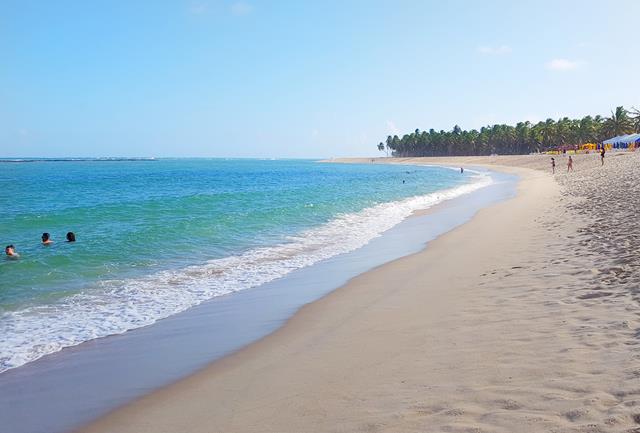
0,159 -> 488,372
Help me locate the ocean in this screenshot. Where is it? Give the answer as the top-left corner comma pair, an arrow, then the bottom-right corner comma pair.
0,159 -> 490,373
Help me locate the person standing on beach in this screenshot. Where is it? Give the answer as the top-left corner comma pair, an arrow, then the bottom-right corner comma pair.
601,147 -> 606,166
551,157 -> 556,174
567,156 -> 573,172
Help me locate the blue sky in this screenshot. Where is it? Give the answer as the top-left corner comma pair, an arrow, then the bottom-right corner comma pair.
1,0 -> 639,158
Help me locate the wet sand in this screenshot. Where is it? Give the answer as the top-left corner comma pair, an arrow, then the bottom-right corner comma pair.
81,152 -> 640,433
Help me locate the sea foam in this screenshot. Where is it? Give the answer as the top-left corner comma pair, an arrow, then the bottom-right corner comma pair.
0,171 -> 492,373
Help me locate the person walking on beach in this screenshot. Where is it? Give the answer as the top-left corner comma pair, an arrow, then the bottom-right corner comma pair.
5,245 -> 19,258
600,147 -> 606,166
551,157 -> 556,174
41,232 -> 53,245
567,155 -> 574,172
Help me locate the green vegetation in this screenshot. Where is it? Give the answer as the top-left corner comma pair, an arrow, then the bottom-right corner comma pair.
378,106 -> 640,157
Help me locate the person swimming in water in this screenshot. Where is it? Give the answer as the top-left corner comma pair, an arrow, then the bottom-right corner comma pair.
41,232 -> 53,245
460,167 -> 464,174
66,232 -> 76,242
5,244 -> 19,258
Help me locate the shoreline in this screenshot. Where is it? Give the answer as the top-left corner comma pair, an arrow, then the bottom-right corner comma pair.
77,161 -> 550,433
80,153 -> 640,432
0,161 -> 482,376
0,164 -> 514,433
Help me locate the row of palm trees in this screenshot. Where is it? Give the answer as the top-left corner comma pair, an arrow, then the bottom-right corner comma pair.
377,106 -> 640,157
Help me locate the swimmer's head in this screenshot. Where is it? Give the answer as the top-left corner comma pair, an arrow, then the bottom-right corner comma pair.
66,232 -> 76,242
5,245 -> 15,255
42,232 -> 50,242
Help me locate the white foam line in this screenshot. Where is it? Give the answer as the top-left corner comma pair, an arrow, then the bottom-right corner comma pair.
0,172 -> 493,373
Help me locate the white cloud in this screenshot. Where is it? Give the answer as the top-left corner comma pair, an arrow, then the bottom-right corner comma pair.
477,45 -> 512,55
230,1 -> 253,15
546,58 -> 582,71
385,120 -> 400,136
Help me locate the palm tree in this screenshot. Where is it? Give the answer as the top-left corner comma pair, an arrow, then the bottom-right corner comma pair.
477,127 -> 490,155
603,106 -> 633,137
391,135 -> 400,156
592,115 -> 606,142
540,119 -> 556,149
631,107 -> 640,133
577,116 -> 596,144
514,121 -> 531,154
385,136 -> 394,156
555,117 -> 572,147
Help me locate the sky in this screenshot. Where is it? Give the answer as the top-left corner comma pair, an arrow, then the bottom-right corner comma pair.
1,0 -> 639,158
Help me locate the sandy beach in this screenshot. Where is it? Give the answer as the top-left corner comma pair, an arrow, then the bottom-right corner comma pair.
80,152 -> 640,433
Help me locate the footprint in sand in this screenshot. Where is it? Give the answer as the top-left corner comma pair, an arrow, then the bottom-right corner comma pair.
495,399 -> 523,410
443,408 -> 465,416
564,407 -> 589,422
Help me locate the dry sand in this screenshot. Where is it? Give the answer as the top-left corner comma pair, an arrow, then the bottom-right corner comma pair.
80,152 -> 640,433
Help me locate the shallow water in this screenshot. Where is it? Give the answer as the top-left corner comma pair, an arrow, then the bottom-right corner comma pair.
0,159 -> 485,372
0,167 -> 515,433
